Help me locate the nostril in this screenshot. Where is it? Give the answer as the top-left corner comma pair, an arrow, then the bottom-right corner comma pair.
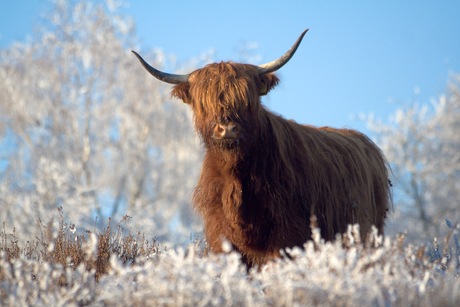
214,124 -> 226,138
214,122 -> 239,139
228,123 -> 238,133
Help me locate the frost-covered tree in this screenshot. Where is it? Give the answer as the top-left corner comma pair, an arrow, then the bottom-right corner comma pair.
367,74 -> 460,241
0,0 -> 207,243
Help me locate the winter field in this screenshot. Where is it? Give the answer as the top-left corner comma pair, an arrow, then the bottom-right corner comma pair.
2,1 -> 460,306
1,209 -> 459,306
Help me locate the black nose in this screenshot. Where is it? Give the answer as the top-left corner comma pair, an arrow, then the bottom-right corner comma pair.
214,122 -> 240,139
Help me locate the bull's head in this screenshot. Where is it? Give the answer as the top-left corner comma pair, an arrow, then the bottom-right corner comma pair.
132,30 -> 308,153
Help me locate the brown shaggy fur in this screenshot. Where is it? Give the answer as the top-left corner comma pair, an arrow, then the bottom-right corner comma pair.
172,61 -> 391,267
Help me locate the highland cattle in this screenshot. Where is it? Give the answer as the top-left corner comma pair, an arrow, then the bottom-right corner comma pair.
132,30 -> 391,267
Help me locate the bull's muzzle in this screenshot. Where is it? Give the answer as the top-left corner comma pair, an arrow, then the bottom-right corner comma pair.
213,122 -> 240,140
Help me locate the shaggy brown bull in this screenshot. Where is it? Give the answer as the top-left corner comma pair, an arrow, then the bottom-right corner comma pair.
132,30 -> 391,267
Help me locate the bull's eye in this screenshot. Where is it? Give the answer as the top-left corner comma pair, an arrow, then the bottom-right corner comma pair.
218,117 -> 229,125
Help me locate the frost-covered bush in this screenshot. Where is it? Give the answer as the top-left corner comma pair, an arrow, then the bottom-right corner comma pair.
0,0 -> 207,244
1,220 -> 459,306
368,74 -> 460,242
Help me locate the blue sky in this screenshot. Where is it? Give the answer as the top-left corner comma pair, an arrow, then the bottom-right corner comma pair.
1,0 -> 459,135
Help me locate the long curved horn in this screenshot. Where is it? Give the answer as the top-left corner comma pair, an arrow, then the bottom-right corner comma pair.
257,29 -> 308,75
131,50 -> 189,84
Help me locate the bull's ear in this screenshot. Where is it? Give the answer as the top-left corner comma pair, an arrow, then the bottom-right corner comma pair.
259,73 -> 280,96
171,83 -> 191,104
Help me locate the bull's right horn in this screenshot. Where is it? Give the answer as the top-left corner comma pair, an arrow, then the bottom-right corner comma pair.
257,29 -> 308,75
132,50 -> 190,84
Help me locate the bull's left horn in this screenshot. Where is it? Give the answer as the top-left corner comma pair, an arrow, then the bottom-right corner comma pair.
257,29 -> 308,75
131,50 -> 189,84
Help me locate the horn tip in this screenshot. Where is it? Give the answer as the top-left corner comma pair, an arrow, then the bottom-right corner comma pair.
131,50 -> 144,62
